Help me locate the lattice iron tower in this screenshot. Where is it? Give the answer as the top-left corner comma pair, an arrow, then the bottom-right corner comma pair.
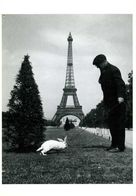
52,33 -> 84,124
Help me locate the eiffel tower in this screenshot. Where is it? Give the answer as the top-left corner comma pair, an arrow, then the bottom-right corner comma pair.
52,33 -> 84,124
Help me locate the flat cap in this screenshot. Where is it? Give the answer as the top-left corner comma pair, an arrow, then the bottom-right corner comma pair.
93,54 -> 106,65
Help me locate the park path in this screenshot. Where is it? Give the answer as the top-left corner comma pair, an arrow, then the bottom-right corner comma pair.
81,127 -> 133,148
45,126 -> 132,148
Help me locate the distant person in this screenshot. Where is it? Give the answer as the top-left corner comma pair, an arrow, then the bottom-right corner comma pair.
92,54 -> 126,152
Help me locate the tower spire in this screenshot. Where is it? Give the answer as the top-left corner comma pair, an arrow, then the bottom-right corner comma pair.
65,32 -> 75,88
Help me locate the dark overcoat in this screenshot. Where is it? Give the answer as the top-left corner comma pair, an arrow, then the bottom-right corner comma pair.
99,63 -> 126,108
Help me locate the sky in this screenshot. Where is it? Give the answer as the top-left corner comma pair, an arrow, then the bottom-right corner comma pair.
2,14 -> 132,119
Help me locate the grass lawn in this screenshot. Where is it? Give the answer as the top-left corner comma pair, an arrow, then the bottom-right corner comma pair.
2,126 -> 133,184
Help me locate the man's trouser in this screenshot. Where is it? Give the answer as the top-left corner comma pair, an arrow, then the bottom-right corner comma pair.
108,102 -> 126,150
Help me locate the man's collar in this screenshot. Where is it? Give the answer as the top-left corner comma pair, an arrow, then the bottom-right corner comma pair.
100,63 -> 109,73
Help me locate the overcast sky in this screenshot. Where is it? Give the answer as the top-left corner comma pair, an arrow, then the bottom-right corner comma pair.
2,14 -> 132,119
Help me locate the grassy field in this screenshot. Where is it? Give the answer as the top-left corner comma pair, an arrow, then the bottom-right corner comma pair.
2,126 -> 133,184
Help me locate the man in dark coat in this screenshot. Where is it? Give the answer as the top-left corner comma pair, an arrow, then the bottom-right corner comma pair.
93,54 -> 126,152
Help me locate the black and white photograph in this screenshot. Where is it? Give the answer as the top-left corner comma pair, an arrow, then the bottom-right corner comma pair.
1,0 -> 135,195
2,13 -> 133,184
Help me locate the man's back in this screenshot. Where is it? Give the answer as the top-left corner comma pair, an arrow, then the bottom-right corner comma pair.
99,63 -> 126,107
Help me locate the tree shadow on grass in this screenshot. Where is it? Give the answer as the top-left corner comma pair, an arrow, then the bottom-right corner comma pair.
46,149 -> 66,154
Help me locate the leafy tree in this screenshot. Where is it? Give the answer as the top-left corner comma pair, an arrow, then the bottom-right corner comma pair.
81,109 -> 97,127
81,101 -> 108,128
5,55 -> 46,152
69,120 -> 75,129
125,71 -> 133,128
45,120 -> 56,126
95,101 -> 108,128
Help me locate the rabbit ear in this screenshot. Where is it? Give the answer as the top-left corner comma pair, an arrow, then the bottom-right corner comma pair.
64,136 -> 67,143
57,138 -> 63,142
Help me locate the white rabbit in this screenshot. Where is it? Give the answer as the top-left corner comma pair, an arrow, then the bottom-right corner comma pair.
36,136 -> 67,156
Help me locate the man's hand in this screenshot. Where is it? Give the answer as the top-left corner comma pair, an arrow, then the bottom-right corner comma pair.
118,97 -> 124,104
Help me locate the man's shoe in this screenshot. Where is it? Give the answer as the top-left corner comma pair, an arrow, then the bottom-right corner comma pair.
108,147 -> 125,153
106,146 -> 117,151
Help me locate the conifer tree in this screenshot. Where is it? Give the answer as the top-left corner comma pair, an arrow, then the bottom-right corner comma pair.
64,117 -> 70,131
6,55 -> 45,152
